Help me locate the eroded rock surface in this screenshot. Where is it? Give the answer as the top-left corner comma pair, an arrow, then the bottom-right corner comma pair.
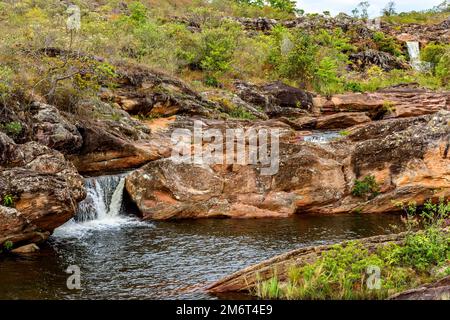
125,111 -> 449,219
0,132 -> 85,248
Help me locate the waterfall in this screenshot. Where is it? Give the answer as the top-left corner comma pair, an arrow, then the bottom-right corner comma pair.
406,41 -> 423,71
76,174 -> 127,222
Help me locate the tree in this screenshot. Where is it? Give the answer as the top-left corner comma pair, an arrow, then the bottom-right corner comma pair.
382,1 -> 396,16
267,0 -> 298,13
358,1 -> 370,19
352,1 -> 370,19
234,0 -> 298,14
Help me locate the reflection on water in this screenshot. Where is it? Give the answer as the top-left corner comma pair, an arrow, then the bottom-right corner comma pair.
0,214 -> 403,300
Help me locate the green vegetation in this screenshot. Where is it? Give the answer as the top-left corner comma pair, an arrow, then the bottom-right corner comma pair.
255,197 -> 450,299
421,43 -> 450,86
0,0 -> 448,109
372,31 -> 403,57
352,175 -> 381,200
381,1 -> 449,24
1,121 -> 23,138
2,194 -> 15,207
1,240 -> 14,253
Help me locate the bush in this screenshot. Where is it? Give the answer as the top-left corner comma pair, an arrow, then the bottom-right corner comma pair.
2,194 -> 14,207
352,175 -> 380,200
372,31 -> 403,57
1,121 -> 22,138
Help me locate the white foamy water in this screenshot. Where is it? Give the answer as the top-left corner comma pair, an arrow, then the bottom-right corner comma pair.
54,173 -> 148,239
406,41 -> 431,71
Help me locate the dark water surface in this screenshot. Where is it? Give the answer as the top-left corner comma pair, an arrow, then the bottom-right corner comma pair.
0,214 -> 403,299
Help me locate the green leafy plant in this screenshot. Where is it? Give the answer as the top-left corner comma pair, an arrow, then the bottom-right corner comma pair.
0,240 -> 14,253
1,121 -> 22,138
352,175 -> 381,200
2,194 -> 14,207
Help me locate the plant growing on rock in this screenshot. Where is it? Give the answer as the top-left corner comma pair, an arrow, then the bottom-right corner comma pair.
0,240 -> 14,253
2,194 -> 15,207
1,121 -> 23,139
351,175 -> 381,200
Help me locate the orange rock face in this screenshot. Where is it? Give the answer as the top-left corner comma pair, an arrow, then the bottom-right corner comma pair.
0,133 -> 86,248
125,111 -> 449,219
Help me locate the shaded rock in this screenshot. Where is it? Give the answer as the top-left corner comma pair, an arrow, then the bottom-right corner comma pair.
349,49 -> 409,71
261,81 -> 314,111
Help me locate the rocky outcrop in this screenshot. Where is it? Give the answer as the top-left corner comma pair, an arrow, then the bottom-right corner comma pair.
349,49 -> 409,71
0,132 -> 85,249
125,111 -> 449,219
201,90 -> 268,120
233,80 -> 313,118
67,100 -> 172,174
30,102 -> 83,154
100,63 -> 221,118
287,112 -> 372,130
314,85 -> 450,119
382,19 -> 450,43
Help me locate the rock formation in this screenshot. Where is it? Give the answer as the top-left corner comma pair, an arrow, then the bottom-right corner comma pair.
0,132 -> 85,249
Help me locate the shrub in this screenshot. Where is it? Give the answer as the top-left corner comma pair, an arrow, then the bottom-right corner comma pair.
1,121 -> 22,138
2,194 -> 14,207
372,31 -> 403,57
3,240 -> 13,252
352,175 -> 380,200
435,47 -> 450,86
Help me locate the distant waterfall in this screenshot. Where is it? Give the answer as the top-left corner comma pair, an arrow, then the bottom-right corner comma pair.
406,41 -> 423,71
76,174 -> 127,222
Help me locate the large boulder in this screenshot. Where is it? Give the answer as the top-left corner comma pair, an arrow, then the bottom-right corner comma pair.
261,81 -> 314,111
30,101 -> 83,154
0,133 -> 85,248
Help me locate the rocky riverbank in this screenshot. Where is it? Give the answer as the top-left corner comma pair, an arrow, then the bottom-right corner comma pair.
1,55 -> 449,250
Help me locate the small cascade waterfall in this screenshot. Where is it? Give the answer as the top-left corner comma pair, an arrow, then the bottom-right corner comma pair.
76,174 -> 127,222
406,41 -> 432,71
